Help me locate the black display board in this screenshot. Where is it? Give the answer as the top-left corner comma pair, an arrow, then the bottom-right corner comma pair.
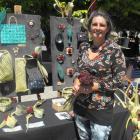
50,16 -> 81,91
0,13 -> 43,96
0,13 -> 42,58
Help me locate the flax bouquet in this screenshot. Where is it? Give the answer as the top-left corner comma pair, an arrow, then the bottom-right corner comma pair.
115,83 -> 140,140
63,70 -> 94,111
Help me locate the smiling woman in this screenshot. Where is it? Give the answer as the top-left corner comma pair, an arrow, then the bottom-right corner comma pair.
72,10 -> 126,140
90,16 -> 108,43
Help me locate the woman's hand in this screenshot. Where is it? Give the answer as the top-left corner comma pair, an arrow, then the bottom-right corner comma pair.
92,82 -> 99,91
78,85 -> 93,94
73,78 -> 99,95
72,78 -> 81,95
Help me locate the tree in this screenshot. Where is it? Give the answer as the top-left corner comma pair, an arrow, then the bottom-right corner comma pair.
0,0 -> 139,36
96,0 -> 140,31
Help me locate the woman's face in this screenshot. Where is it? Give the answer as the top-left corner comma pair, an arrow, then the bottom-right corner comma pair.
90,16 -> 109,42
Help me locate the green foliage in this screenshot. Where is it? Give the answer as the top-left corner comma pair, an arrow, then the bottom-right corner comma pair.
96,0 -> 140,31
72,10 -> 87,18
0,7 -> 5,12
0,0 -> 5,11
0,0 -> 139,33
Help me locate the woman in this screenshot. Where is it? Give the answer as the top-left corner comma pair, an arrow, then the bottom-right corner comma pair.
72,10 -> 126,140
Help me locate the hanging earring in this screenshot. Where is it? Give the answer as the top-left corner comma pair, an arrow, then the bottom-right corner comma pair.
55,32 -> 64,52
56,62 -> 65,82
55,23 -> 65,52
67,24 -> 73,46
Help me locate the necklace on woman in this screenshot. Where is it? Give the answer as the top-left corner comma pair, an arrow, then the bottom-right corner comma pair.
91,45 -> 100,52
90,40 -> 110,53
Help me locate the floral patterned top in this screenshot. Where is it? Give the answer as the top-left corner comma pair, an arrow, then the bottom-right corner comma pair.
74,40 -> 126,125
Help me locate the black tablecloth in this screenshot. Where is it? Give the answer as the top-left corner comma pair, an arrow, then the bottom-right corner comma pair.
0,98 -> 134,140
111,105 -> 133,140
0,99 -> 78,140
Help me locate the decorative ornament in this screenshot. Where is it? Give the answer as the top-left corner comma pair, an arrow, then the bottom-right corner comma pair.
0,97 -> 12,112
28,20 -> 35,28
57,62 -> 65,82
0,115 -> 17,128
33,99 -> 45,118
34,46 -> 42,55
58,23 -> 65,31
67,24 -> 73,45
53,0 -> 74,17
62,87 -> 73,100
0,99 -> 46,130
57,54 -> 65,64
55,32 -> 64,52
66,67 -> 74,77
12,47 -> 19,56
32,51 -> 38,58
66,47 -> 73,55
114,82 -> 140,140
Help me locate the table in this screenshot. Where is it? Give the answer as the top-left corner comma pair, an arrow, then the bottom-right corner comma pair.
0,97 -> 134,140
0,99 -> 78,140
111,105 -> 133,140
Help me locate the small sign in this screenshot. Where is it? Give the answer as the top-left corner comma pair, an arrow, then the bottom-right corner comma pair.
3,126 -> 22,132
26,121 -> 45,129
55,112 -> 71,120
21,94 -> 38,102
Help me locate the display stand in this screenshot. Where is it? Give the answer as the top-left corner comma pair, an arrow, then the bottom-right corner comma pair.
0,13 -> 44,96
0,13 -> 42,57
50,16 -> 81,91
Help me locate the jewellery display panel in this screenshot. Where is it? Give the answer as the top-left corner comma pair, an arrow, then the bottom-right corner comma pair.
50,16 -> 81,90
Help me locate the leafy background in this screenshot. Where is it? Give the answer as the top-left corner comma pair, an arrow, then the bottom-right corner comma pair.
0,0 -> 140,47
